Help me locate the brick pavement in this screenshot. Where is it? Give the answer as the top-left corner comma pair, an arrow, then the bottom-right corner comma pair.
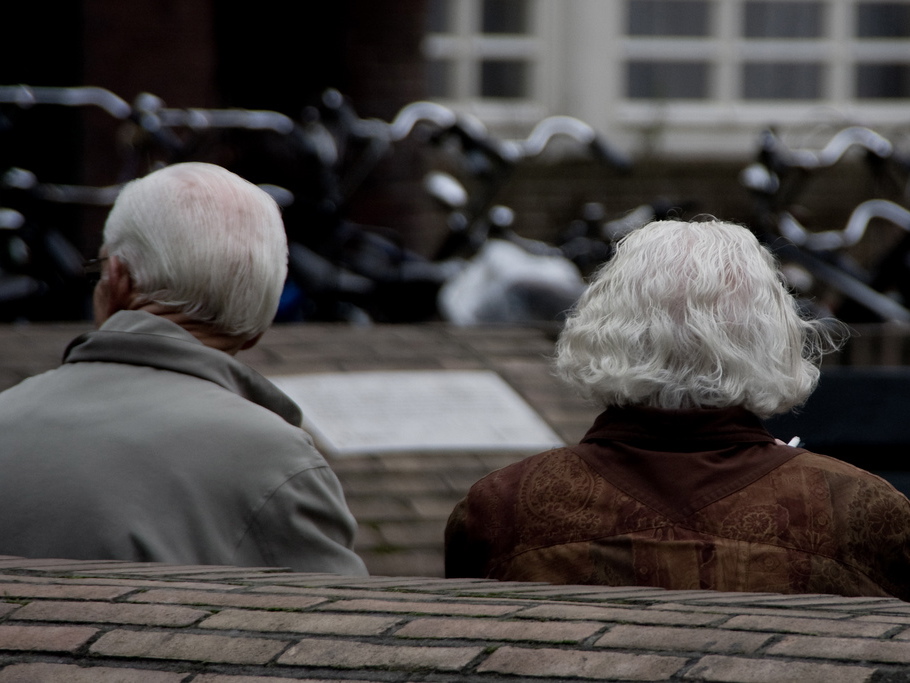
0,557 -> 908,681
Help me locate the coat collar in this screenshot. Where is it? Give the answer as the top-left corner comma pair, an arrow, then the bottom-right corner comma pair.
572,406 -> 798,521
62,310 -> 302,428
581,405 -> 776,449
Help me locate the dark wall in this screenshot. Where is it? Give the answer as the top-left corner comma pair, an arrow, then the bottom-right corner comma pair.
0,1 -> 84,179
214,2 -> 350,117
1,0 -> 430,257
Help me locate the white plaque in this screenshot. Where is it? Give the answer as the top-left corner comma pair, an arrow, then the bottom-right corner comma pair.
268,370 -> 565,456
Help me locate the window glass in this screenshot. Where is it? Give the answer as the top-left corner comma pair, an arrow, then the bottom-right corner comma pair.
626,61 -> 711,98
480,60 -> 530,98
482,0 -> 529,34
743,2 -> 824,37
856,3 -> 910,37
426,60 -> 454,98
627,0 -> 712,36
742,62 -> 824,98
856,63 -> 910,97
427,0 -> 452,33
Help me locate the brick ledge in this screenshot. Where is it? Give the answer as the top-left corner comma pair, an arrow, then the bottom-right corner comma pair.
0,556 -> 907,682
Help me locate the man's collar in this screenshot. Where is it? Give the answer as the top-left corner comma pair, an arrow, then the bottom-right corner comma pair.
64,311 -> 302,428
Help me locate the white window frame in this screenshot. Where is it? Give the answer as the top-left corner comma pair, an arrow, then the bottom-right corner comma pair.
610,0 -> 910,154
422,0 -> 910,157
422,0 -> 549,130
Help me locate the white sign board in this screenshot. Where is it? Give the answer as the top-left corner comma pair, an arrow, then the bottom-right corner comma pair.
268,370 -> 565,456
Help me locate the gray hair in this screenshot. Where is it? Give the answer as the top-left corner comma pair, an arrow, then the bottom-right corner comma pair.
103,162 -> 288,339
554,219 -> 843,418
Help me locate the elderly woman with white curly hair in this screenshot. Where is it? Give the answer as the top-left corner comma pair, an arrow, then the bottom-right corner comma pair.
445,219 -> 910,600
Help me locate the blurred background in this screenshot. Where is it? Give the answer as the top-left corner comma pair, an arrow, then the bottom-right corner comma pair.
1,0 -> 909,326
3,0 -> 910,565
0,0 -> 910,276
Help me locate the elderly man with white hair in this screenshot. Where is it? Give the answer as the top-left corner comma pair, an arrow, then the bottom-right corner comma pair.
446,218 -> 910,600
0,162 -> 367,575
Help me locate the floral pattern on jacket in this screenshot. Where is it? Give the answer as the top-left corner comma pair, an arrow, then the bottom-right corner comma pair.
445,406 -> 910,601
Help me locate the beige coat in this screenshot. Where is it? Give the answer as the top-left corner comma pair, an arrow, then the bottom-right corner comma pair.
0,310 -> 367,575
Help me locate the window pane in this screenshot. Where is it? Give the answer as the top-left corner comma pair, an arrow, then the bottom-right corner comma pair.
742,62 -> 824,98
427,60 -> 454,98
743,2 -> 824,37
856,3 -> 910,37
627,1 -> 711,36
481,60 -> 530,98
427,0 -> 452,33
482,0 -> 529,34
626,61 -> 711,98
856,63 -> 910,98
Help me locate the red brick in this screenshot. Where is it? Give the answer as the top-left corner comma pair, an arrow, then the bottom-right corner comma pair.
90,629 -> 288,664
83,564 -> 248,576
595,624 -> 772,654
682,655 -> 874,683
0,625 -> 97,652
0,663 -> 185,682
194,677 -> 373,683
128,588 -> 326,610
0,558 -> 94,569
277,637 -> 481,671
858,615 -> 910,626
740,596 -> 900,609
13,600 -> 209,626
318,598 -> 518,617
65,578 -> 242,590
251,585 -> 443,601
394,617 -> 603,643
658,603 -> 855,620
200,609 -> 398,635
434,581 -> 550,595
3,561 -> 159,573
722,614 -> 893,638
476,645 -> 687,680
0,582 -> 131,600
768,635 -> 910,664
519,603 -> 721,626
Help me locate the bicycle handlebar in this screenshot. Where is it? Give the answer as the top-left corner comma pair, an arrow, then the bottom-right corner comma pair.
760,126 -> 894,171
777,199 -> 910,251
0,85 -> 131,119
0,208 -> 24,230
160,108 -> 296,134
388,101 -> 458,141
518,115 -> 631,170
2,168 -> 123,205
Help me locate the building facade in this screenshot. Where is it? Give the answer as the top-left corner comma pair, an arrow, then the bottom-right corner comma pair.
423,0 -> 910,158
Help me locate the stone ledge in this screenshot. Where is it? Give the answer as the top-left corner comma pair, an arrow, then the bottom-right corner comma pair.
0,557 -> 907,682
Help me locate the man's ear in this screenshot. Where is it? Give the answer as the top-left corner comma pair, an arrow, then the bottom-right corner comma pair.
105,255 -> 137,315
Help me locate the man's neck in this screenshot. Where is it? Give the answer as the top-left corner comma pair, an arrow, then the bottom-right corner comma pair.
131,303 -> 251,356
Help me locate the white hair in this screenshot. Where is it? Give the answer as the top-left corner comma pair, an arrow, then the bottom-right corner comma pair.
555,219 -> 844,418
103,162 -> 288,339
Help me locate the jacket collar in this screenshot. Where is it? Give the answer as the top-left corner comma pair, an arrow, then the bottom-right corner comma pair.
572,405 -> 796,521
582,405 -> 775,449
62,310 -> 302,428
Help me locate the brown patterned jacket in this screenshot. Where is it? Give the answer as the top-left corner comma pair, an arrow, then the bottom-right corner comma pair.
445,406 -> 910,600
